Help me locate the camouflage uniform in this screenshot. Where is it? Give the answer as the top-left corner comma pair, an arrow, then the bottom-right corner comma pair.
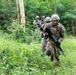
41,17 -> 51,53
33,16 -> 41,29
33,16 -> 41,39
41,16 -> 46,25
44,14 -> 65,66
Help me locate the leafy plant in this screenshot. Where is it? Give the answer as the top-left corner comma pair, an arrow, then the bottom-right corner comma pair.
0,36 -> 76,75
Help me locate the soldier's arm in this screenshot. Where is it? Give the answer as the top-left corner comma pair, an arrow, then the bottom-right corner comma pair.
43,23 -> 51,31
58,25 -> 65,43
40,24 -> 46,38
33,20 -> 36,25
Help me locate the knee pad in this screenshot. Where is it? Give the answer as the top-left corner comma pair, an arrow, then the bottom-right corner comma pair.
46,50 -> 51,56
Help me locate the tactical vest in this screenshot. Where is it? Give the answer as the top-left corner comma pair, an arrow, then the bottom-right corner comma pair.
50,23 -> 64,40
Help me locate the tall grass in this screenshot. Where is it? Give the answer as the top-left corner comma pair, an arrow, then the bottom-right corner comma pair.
0,35 -> 76,75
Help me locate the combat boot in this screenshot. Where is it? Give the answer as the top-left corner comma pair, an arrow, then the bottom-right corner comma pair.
50,54 -> 54,62
54,59 -> 60,66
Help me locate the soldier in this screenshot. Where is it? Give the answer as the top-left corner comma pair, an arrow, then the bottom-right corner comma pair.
40,17 -> 51,53
33,16 -> 41,29
44,14 -> 65,66
33,16 -> 41,39
41,16 -> 46,24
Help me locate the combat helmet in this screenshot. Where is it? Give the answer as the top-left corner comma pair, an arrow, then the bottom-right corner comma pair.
42,16 -> 45,18
36,16 -> 39,19
51,14 -> 60,21
45,17 -> 51,22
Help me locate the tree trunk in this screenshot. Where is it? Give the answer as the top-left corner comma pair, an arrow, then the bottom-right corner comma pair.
19,0 -> 25,25
18,0 -> 26,32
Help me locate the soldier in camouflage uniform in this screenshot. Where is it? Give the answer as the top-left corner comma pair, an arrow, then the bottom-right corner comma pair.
41,17 -> 51,53
33,16 -> 41,39
33,16 -> 41,29
41,16 -> 46,25
44,14 -> 65,66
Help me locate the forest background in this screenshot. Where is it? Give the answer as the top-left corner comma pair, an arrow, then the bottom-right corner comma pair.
0,0 -> 76,75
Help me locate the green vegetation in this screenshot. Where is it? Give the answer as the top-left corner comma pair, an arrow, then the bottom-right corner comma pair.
0,0 -> 76,75
0,0 -> 76,35
0,32 -> 76,75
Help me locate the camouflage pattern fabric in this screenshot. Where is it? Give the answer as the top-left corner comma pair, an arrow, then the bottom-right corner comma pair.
44,22 -> 65,66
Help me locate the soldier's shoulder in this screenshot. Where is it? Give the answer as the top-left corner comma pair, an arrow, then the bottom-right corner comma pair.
58,23 -> 65,31
58,23 -> 64,28
48,22 -> 52,26
47,22 -> 52,27
50,22 -> 52,25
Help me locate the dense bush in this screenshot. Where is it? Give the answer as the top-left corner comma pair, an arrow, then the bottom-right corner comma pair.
6,20 -> 41,44
0,36 -> 76,75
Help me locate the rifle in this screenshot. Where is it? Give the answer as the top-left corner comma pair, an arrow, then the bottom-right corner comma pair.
45,27 -> 65,56
36,20 -> 41,28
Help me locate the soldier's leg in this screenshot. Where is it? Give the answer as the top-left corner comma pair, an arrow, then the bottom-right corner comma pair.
50,52 -> 54,62
45,41 -> 54,61
45,40 -> 53,56
41,38 -> 47,53
49,42 -> 54,61
54,47 -> 60,66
